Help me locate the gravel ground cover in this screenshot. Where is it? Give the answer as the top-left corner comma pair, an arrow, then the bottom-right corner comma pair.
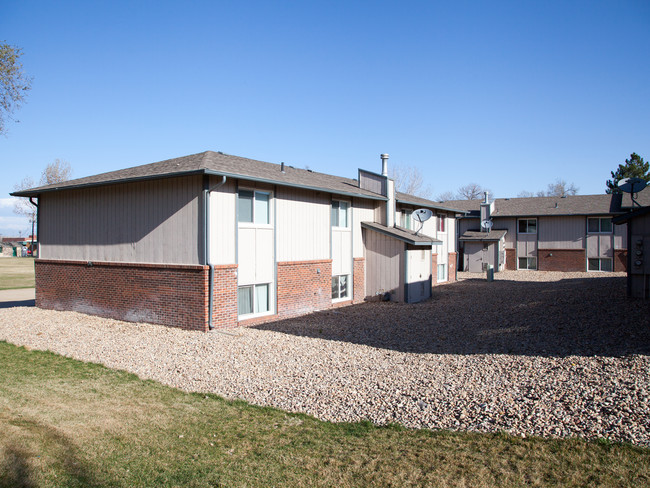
0,270 -> 649,446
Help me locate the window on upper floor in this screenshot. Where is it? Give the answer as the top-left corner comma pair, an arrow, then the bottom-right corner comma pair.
587,217 -> 612,234
437,215 -> 445,232
331,200 -> 349,228
518,219 -> 537,234
401,210 -> 412,230
238,190 -> 270,225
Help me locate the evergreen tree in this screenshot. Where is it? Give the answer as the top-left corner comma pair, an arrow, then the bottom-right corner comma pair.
606,153 -> 649,194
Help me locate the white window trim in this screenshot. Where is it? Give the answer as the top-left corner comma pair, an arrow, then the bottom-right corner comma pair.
332,274 -> 351,302
517,218 -> 537,234
517,256 -> 537,270
587,217 -> 613,234
237,188 -> 273,228
237,283 -> 275,319
587,257 -> 613,272
331,199 -> 351,229
437,214 -> 446,233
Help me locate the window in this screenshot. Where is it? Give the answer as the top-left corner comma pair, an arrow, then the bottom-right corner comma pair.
401,210 -> 412,230
588,258 -> 612,272
518,219 -> 537,234
332,275 -> 349,300
518,257 -> 537,270
238,190 -> 270,224
238,284 -> 270,316
437,264 -> 447,282
331,200 -> 349,228
437,215 -> 445,232
588,217 -> 612,234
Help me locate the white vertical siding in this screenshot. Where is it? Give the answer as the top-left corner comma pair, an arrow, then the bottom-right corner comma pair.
538,216 -> 585,249
332,229 -> 352,275
276,187 -> 330,262
353,198 -> 376,258
516,233 -> 537,258
210,178 -> 236,264
39,175 -> 202,264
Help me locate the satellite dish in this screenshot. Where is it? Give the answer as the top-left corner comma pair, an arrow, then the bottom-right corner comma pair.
481,219 -> 493,232
412,208 -> 433,223
618,178 -> 647,207
618,177 -> 647,193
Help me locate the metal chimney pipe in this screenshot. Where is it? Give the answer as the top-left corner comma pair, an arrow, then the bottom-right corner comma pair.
380,154 -> 389,176
484,191 -> 489,204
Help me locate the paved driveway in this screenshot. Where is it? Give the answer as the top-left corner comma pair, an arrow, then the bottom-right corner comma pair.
0,288 -> 35,308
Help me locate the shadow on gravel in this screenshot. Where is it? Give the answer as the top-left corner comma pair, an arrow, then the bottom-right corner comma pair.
0,299 -> 34,309
254,276 -> 650,358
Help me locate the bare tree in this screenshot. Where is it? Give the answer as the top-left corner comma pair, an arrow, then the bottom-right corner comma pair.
389,164 -> 432,198
40,159 -> 72,186
436,190 -> 457,201
519,179 -> 578,197
457,183 -> 489,200
1,42 -> 32,135
13,160 -> 72,252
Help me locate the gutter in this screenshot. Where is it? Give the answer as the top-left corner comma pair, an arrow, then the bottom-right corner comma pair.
204,175 -> 228,330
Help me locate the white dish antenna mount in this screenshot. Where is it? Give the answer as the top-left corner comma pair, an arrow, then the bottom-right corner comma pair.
617,177 -> 647,207
412,208 -> 433,235
481,219 -> 493,233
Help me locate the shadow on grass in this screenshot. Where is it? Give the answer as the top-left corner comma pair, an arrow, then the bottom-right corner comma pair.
0,417 -> 102,488
254,276 -> 650,357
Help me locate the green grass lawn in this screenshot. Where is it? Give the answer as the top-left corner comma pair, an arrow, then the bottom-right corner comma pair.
0,258 -> 35,290
0,341 -> 648,488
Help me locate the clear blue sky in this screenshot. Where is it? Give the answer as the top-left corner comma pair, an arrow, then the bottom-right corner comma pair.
1,0 -> 649,236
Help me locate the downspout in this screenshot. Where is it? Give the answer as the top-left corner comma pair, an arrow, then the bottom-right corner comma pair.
204,175 -> 227,330
29,197 -> 39,259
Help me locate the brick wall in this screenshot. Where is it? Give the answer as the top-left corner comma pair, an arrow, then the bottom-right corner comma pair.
277,259 -> 333,319
538,249 -> 586,272
211,264 -> 238,328
448,252 -> 457,283
505,248 -> 516,270
431,253 -> 438,285
35,259 -> 210,331
614,250 -> 627,272
353,258 -> 365,304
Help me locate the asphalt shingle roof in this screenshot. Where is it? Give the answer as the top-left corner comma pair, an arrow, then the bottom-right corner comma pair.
361,222 -> 442,246
440,190 -> 650,218
12,150 -> 469,213
459,230 -> 508,241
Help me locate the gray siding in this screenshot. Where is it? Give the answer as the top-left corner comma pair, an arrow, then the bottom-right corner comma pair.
538,216 -> 585,249
359,170 -> 386,195
364,228 -> 405,302
39,175 -> 202,264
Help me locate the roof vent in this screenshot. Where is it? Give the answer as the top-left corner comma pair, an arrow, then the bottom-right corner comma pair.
561,195 -> 567,198
280,162 -> 285,173
555,202 -> 558,208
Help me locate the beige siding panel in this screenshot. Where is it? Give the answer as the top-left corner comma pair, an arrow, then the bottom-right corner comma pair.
614,223 -> 627,249
39,175 -> 201,264
237,227 -> 256,284
359,170 -> 386,194
353,198 -> 375,258
587,233 -> 614,258
209,178 -> 236,264
275,187 -> 329,262
364,229 -> 404,302
538,216 -> 584,249
516,233 -> 537,258
256,228 -> 275,282
447,217 -> 457,253
332,228 -> 352,275
497,219 -> 517,248
458,218 -> 478,235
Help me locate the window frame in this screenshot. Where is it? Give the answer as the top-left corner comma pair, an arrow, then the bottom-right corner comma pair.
437,215 -> 446,233
331,274 -> 350,302
587,217 -> 613,234
331,200 -> 350,229
401,209 -> 412,230
588,257 -> 613,272
237,188 -> 272,227
517,218 -> 537,234
437,263 -> 447,282
237,283 -> 273,318
518,256 -> 537,270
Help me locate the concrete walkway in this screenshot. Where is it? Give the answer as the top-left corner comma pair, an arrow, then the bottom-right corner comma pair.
0,288 -> 35,308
